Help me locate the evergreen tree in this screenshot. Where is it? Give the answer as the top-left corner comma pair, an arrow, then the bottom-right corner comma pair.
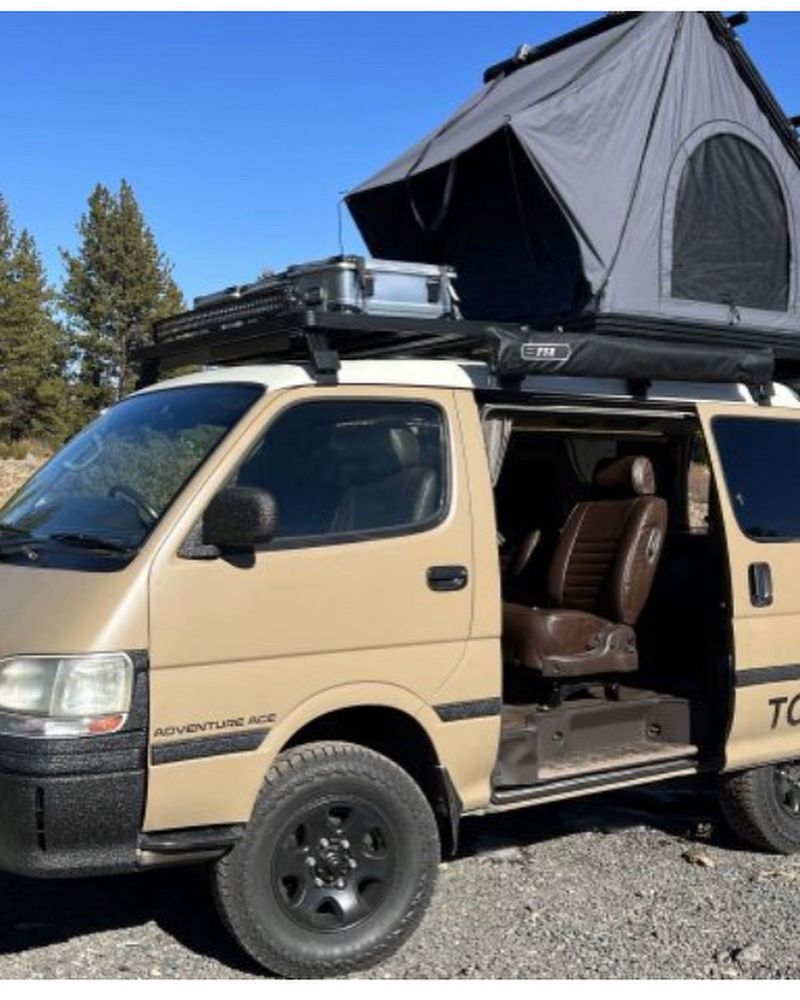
61,180 -> 184,411
0,196 -> 70,444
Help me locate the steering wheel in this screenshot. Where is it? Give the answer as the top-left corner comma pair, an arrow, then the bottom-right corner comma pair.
108,483 -> 159,525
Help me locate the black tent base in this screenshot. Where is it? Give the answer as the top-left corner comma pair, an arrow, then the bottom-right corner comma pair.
135,307 -> 776,398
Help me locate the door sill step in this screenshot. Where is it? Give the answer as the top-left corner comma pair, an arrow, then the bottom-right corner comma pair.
536,740 -> 696,782
492,752 -> 698,806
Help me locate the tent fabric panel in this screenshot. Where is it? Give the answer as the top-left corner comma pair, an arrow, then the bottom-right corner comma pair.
601,13 -> 800,331
508,12 -> 681,291
349,14 -> 656,194
671,134 -> 790,312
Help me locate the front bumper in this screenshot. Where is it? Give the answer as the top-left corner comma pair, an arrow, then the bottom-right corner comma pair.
0,734 -> 145,877
0,652 -> 148,878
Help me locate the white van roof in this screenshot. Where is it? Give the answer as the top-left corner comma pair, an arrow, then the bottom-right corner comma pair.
136,359 -> 800,409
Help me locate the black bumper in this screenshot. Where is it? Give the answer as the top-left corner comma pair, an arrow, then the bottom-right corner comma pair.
0,653 -> 148,878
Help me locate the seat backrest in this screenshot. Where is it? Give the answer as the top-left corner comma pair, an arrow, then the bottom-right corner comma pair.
331,425 -> 438,534
547,456 -> 667,625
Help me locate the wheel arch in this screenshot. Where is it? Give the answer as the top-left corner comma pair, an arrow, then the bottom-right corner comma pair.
280,704 -> 462,856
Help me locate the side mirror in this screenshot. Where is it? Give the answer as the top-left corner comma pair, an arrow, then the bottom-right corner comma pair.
202,486 -> 277,550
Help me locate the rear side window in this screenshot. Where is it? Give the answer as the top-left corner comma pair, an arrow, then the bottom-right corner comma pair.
234,399 -> 448,545
712,416 -> 800,541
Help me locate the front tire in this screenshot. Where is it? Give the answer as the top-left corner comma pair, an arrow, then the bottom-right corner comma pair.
718,760 -> 800,854
214,741 -> 440,978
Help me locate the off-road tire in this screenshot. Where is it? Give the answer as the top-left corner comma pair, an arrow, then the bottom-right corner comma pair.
718,763 -> 800,854
213,741 -> 440,978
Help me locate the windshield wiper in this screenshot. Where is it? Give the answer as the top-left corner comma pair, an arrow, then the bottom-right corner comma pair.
46,532 -> 134,554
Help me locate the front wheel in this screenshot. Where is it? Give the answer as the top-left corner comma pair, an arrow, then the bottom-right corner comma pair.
718,760 -> 800,854
213,741 -> 440,978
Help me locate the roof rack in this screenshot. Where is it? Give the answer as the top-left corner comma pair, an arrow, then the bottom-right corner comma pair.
134,298 -> 775,399
135,308 -> 498,388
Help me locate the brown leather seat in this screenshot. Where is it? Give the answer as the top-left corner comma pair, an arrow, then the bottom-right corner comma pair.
502,456 -> 667,678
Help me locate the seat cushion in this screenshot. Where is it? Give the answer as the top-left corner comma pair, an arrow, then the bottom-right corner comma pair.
502,604 -> 638,678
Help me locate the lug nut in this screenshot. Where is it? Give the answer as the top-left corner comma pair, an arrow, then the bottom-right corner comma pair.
305,856 -> 316,867
340,839 -> 350,849
319,838 -> 329,848
336,878 -> 345,889
348,858 -> 358,869
314,878 -> 323,887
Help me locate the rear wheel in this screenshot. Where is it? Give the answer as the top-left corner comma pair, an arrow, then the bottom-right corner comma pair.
213,741 -> 440,977
718,760 -> 800,854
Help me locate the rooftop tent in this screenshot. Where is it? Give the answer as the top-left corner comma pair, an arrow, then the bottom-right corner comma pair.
347,12 -> 800,358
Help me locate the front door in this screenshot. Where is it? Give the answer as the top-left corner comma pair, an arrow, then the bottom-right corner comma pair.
698,403 -> 800,769
145,385 -> 475,827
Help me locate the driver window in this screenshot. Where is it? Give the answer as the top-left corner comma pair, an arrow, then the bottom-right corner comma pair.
234,399 -> 448,544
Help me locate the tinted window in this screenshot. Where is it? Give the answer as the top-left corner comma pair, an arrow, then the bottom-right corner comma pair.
713,417 -> 800,541
234,400 -> 447,543
672,135 -> 789,312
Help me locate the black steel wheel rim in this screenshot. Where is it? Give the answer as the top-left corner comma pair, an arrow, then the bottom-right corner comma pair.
774,761 -> 800,818
271,798 -> 397,932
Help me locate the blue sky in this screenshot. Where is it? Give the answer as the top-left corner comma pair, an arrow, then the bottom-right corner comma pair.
3,11 -> 800,304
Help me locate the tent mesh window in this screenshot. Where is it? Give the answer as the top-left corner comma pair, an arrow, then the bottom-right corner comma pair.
671,133 -> 790,312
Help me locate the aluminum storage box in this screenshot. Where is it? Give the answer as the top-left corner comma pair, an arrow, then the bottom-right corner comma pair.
193,256 -> 459,321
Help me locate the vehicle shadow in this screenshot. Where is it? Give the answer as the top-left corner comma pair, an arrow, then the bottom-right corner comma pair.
0,777 -> 744,975
459,775 -> 745,858
0,863 -> 263,976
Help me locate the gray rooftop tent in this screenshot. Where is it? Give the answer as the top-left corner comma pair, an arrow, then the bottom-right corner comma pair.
347,12 -> 800,366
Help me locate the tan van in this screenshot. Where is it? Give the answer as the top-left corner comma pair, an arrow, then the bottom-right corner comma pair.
2,333 -> 800,976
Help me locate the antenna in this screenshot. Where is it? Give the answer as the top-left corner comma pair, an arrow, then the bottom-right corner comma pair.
337,190 -> 348,257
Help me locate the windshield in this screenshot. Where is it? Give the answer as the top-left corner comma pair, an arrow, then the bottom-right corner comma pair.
0,382 -> 263,553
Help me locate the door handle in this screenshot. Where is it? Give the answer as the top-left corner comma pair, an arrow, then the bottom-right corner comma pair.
427,565 -> 469,592
749,562 -> 773,608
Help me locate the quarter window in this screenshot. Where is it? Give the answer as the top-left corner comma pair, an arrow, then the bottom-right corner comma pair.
234,400 -> 448,544
713,417 -> 800,541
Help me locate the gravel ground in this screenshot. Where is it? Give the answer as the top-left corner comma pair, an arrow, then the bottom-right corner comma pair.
1,777 -> 799,979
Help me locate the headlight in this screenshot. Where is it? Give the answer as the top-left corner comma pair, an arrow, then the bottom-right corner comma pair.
0,654 -> 133,737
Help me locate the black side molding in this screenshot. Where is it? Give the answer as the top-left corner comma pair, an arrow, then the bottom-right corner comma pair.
736,664 -> 800,687
434,698 -> 502,722
151,728 -> 269,766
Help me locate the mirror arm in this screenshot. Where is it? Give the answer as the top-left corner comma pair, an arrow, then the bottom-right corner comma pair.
178,520 -> 222,561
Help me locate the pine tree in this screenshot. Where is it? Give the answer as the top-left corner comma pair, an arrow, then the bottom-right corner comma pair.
61,180 -> 184,411
0,196 -> 71,444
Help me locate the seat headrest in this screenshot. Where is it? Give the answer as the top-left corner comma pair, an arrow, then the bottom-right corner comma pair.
331,425 -> 401,484
389,427 -> 421,468
593,456 -> 656,497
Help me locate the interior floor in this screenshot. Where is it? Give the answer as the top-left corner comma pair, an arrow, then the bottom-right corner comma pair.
489,406 -> 729,791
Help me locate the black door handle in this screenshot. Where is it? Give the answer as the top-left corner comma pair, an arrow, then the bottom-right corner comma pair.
427,565 -> 469,592
749,562 -> 773,608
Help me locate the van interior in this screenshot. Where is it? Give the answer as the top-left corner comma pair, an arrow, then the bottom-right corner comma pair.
489,404 -> 730,798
